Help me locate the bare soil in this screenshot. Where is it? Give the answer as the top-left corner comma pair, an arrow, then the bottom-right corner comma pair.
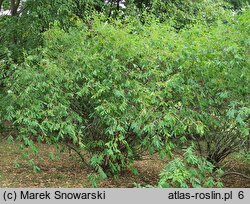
0,140 -> 249,188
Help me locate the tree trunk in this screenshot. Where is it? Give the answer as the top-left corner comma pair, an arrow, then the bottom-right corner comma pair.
116,0 -> 120,11
10,0 -> 20,16
0,0 -> 4,12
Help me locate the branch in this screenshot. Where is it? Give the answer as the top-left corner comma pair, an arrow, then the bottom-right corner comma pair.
63,142 -> 91,170
222,172 -> 250,180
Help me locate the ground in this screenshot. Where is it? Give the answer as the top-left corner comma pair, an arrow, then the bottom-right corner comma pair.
0,139 -> 249,188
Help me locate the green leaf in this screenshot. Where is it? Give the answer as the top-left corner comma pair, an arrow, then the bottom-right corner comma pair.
33,165 -> 41,173
130,166 -> 140,176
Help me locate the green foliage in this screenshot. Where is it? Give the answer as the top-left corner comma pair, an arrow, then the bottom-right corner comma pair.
226,0 -> 250,10
1,1 -> 249,182
133,0 -> 232,29
242,152 -> 250,164
0,0 -> 103,61
0,0 -> 237,62
157,145 -> 224,188
237,150 -> 250,164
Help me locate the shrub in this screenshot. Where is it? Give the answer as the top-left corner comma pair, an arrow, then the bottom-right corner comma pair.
157,145 -> 224,188
3,10 -> 249,178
